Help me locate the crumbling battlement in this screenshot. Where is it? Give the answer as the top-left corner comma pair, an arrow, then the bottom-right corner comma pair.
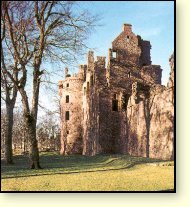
59,24 -> 174,160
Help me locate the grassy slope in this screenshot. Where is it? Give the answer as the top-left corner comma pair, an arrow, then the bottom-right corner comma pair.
1,152 -> 174,191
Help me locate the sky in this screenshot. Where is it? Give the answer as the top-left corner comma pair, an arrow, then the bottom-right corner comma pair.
13,1 -> 174,116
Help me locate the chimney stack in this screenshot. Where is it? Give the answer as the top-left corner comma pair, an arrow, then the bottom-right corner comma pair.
65,67 -> 69,78
123,23 -> 132,33
87,51 -> 94,71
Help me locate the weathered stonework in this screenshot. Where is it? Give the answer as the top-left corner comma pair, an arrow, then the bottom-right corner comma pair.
59,24 -> 174,160
58,75 -> 83,155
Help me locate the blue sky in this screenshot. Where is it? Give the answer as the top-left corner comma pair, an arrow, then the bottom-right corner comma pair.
79,1 -> 174,85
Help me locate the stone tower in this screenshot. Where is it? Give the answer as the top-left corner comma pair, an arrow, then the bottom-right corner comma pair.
59,68 -> 85,155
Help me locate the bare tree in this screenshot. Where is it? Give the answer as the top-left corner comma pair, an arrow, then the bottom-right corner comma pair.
37,111 -> 60,152
1,109 -> 6,155
12,108 -> 29,154
1,68 -> 18,164
1,1 -> 98,169
1,107 -> 29,156
1,5 -> 19,164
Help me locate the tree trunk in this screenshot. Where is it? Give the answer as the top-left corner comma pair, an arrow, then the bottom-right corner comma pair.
24,113 -> 41,169
143,98 -> 150,158
19,87 -> 41,169
4,104 -> 14,164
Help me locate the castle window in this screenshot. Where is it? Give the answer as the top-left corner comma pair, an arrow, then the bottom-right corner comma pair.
67,130 -> 69,134
66,95 -> 69,103
122,94 -> 130,110
65,111 -> 70,120
59,84 -> 63,89
90,75 -> 93,86
112,51 -> 117,58
113,94 -> 117,99
128,72 -> 131,78
126,35 -> 130,42
87,82 -> 90,94
112,100 -> 118,111
112,94 -> 118,111
66,83 -> 69,87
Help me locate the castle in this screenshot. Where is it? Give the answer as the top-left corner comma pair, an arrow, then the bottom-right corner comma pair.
58,24 -> 174,160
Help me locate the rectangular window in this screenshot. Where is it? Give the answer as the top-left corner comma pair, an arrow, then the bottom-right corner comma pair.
112,100 -> 118,111
87,82 -> 90,94
66,95 -> 69,103
112,51 -> 117,58
65,111 -> 70,120
122,94 -> 130,110
90,75 -> 93,86
126,35 -> 130,42
66,83 -> 69,87
128,72 -> 131,78
113,94 -> 117,99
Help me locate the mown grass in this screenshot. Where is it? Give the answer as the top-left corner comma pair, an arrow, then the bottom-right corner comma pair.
1,152 -> 174,191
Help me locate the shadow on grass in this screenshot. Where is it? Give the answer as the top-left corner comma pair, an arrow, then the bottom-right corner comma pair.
1,163 -> 136,179
1,151 -> 173,179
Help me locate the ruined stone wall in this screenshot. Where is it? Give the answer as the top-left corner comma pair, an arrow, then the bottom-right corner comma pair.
127,86 -> 174,160
82,80 -> 99,156
112,24 -> 141,66
149,86 -> 174,160
138,37 -> 151,66
149,54 -> 174,160
127,54 -> 174,160
82,23 -> 165,157
82,52 -> 100,156
141,65 -> 162,84
127,82 -> 149,157
82,54 -> 113,155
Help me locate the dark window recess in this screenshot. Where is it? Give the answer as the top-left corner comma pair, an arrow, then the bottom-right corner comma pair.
59,84 -> 63,89
128,72 -> 131,78
84,87 -> 86,95
66,95 -> 69,103
126,36 -> 130,42
87,82 -> 90,94
90,75 -> 93,86
112,100 -> 118,111
65,111 -> 70,120
66,83 -> 69,87
67,130 -> 69,134
122,94 -> 130,110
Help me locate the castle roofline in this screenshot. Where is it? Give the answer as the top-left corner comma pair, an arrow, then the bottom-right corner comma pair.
63,76 -> 83,82
123,23 -> 132,26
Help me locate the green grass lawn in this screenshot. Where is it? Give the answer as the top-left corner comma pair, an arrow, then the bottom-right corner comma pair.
1,152 -> 174,191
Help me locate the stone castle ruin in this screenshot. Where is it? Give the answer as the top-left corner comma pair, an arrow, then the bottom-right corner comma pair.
58,24 -> 174,160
